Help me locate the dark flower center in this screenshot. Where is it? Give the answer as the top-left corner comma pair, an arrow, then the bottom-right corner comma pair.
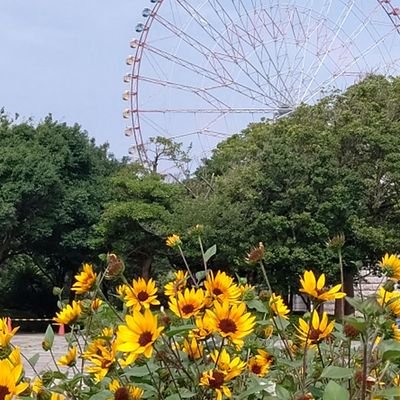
213,288 -> 223,296
0,385 -> 10,400
138,331 -> 153,347
181,304 -> 195,315
114,387 -> 130,400
309,329 -> 321,343
251,364 -> 262,375
219,318 -> 237,334
209,371 -> 225,389
137,291 -> 149,302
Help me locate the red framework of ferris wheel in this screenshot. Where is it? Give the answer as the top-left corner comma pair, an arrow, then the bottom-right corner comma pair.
123,0 -> 400,168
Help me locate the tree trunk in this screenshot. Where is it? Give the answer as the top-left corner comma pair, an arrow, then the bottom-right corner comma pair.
141,254 -> 153,280
344,269 -> 354,315
335,270 -> 354,317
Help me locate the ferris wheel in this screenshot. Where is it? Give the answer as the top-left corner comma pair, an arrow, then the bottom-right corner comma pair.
123,0 -> 400,171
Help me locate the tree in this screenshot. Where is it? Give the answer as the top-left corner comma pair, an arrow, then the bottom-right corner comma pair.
0,112 -> 117,311
95,164 -> 183,278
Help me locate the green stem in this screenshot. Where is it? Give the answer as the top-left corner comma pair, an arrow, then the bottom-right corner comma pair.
198,236 -> 208,273
145,362 -> 164,400
259,260 -> 273,294
338,248 -> 345,320
178,245 -> 198,287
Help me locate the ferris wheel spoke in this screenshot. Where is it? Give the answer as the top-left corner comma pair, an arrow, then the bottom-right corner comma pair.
232,0 -> 296,104
143,41 -> 284,106
150,12 -> 275,103
303,30 -> 393,103
176,0 -> 292,106
300,1 -> 356,102
209,0 -> 294,104
143,42 -> 242,94
138,76 -> 233,111
137,108 -> 277,114
153,14 -> 237,85
295,2 -> 332,103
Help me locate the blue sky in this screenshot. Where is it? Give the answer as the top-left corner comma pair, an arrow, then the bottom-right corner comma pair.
0,0 -> 143,158
1,1 -> 399,163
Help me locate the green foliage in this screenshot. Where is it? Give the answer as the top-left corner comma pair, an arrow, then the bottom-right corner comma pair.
0,112 -> 117,314
95,164 -> 184,277
172,75 -> 400,292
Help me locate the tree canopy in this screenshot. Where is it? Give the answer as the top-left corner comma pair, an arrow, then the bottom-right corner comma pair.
171,75 -> 400,294
0,112 -> 117,313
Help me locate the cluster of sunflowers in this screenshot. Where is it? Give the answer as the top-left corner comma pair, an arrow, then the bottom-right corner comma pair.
2,237 -> 400,400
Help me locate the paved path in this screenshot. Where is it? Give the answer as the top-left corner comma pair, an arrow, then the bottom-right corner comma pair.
13,333 -> 69,377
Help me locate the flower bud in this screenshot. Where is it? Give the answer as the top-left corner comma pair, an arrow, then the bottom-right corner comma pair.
383,279 -> 396,292
245,242 -> 265,264
105,253 -> 125,279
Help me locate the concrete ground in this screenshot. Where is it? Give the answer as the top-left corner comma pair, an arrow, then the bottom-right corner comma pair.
12,333 -> 69,377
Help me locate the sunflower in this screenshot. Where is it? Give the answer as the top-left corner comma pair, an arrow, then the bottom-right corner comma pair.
91,298 -> 103,312
182,337 -> 203,360
379,253 -> 400,281
377,287 -> 400,317
204,271 -> 241,304
164,270 -> 188,298
116,284 -> 128,299
84,341 -> 116,382
0,318 -> 19,348
166,234 -> 182,248
109,379 -> 144,400
190,315 -> 214,341
50,393 -> 66,400
392,323 -> 400,341
116,309 -> 164,362
53,300 -> 81,325
205,301 -> 255,348
296,311 -> 335,347
200,369 -> 231,400
57,346 -> 77,367
299,270 -> 346,303
248,349 -> 273,377
264,325 -> 274,339
0,359 -> 29,400
210,348 -> 246,380
269,293 -> 290,319
169,287 -> 205,319
31,377 -> 43,395
71,263 -> 97,294
5,347 -> 22,368
238,283 -> 255,300
124,278 -> 160,312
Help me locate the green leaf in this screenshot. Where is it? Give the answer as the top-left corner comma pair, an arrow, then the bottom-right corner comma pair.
124,364 -> 158,377
203,244 -> 217,263
345,296 -> 363,310
273,316 -> 290,331
165,389 -> 195,400
321,366 -> 354,380
28,353 -> 40,367
195,270 -> 207,282
323,381 -> 349,400
373,387 -> 400,398
343,316 -> 367,334
165,324 -> 196,338
42,324 -> 54,351
275,385 -> 291,400
247,299 -> 268,313
89,390 -> 112,400
381,340 -> 400,362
